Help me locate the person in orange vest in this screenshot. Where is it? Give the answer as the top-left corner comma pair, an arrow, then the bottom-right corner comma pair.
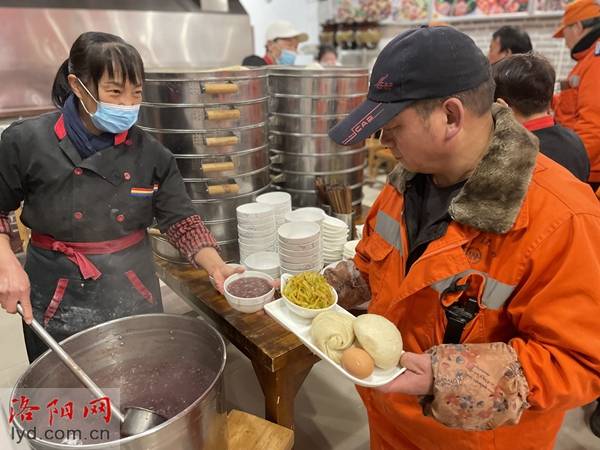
553,0 -> 600,190
328,26 -> 600,450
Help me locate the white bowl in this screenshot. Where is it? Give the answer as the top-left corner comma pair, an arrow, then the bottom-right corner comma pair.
278,222 -> 320,244
256,192 -> 292,207
355,224 -> 364,239
237,220 -> 276,233
278,239 -> 321,253
223,271 -> 275,314
285,209 -> 325,225
238,229 -> 276,241
281,259 -> 324,271
209,263 -> 244,289
322,216 -> 349,231
280,273 -> 338,319
239,234 -> 275,246
279,251 -> 321,265
244,251 -> 280,272
236,202 -> 274,219
295,207 -> 327,217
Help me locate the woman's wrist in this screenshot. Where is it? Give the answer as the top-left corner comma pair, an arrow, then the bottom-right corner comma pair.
194,247 -> 226,276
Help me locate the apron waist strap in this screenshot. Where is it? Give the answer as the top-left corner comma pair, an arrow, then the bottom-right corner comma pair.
30,230 -> 146,280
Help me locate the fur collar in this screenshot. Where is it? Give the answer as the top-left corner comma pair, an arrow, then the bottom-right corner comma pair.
388,104 -> 538,234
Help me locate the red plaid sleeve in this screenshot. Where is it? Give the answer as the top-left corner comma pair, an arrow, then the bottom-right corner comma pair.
165,215 -> 219,266
0,213 -> 11,235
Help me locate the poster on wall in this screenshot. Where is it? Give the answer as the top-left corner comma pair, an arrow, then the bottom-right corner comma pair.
390,0 -> 430,22
432,0 -> 529,18
335,0 -> 393,22
534,0 -> 570,12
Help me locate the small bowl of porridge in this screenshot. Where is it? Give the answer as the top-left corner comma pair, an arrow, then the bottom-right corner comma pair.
223,271 -> 275,313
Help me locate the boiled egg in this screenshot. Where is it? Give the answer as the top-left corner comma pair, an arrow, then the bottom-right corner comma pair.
341,347 -> 374,379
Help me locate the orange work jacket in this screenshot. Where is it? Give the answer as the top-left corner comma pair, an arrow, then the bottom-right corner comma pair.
354,109 -> 600,450
554,36 -> 600,183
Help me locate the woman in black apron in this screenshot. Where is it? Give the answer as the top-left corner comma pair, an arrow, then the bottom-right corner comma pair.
0,32 -> 240,362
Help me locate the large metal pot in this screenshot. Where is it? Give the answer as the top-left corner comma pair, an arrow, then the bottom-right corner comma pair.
143,68 -> 268,104
269,113 -> 346,134
191,184 -> 271,221
268,66 -> 369,96
184,165 -> 271,200
270,93 -> 365,115
11,314 -> 228,450
270,147 -> 366,173
139,98 -> 268,131
269,131 -> 364,154
140,123 -> 267,156
151,235 -> 240,264
271,163 -> 366,190
176,146 -> 269,178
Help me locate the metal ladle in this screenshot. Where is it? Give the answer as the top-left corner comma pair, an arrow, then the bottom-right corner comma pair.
17,304 -> 166,437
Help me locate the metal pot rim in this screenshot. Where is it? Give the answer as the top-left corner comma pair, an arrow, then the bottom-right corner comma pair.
268,66 -> 368,78
271,161 -> 367,176
269,147 -> 366,157
183,164 -> 269,182
145,67 -> 268,81
271,112 -> 349,119
10,313 -> 227,448
141,97 -> 269,108
271,92 -> 367,100
138,122 -> 266,134
190,184 -> 271,205
175,144 -> 268,159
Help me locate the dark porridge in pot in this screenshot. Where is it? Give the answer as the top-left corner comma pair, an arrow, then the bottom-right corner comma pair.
227,277 -> 272,298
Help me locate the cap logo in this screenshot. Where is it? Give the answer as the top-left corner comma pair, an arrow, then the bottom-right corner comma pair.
375,74 -> 393,91
342,104 -> 384,145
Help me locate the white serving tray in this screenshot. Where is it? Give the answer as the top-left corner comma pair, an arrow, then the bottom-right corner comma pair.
264,298 -> 406,387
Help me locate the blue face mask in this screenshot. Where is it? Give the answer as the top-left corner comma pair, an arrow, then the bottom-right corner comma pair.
77,79 -> 140,134
277,50 -> 297,65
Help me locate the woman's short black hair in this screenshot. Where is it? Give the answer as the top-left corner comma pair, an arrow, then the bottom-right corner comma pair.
493,53 -> 555,117
52,31 -> 144,108
317,45 -> 337,62
492,26 -> 532,55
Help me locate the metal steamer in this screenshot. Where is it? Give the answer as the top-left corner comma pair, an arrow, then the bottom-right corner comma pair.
267,67 -> 369,208
139,68 -> 270,263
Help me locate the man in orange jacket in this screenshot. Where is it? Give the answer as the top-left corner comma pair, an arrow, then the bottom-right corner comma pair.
553,0 -> 600,189
328,26 -> 600,450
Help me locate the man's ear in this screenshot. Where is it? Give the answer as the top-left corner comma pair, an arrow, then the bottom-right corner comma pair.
442,97 -> 464,141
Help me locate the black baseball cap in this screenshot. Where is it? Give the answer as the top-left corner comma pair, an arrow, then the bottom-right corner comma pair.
329,26 -> 491,146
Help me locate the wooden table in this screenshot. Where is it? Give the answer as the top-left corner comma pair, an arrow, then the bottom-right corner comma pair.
228,409 -> 293,450
154,257 -> 319,430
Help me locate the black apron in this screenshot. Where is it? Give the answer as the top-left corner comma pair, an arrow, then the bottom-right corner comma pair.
0,112 -> 198,362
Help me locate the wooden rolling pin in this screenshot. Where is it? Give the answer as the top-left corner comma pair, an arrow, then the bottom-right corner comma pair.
207,184 -> 240,195
202,161 -> 235,173
206,136 -> 239,147
206,109 -> 241,121
203,82 -> 239,95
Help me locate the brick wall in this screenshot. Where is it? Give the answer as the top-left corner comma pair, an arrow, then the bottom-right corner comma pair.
380,16 -> 575,80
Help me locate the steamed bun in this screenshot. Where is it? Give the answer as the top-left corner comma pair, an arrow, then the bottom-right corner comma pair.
353,314 -> 403,370
310,311 -> 355,364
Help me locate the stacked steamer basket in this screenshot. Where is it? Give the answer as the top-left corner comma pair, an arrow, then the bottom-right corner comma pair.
139,68 -> 270,263
268,66 -> 369,209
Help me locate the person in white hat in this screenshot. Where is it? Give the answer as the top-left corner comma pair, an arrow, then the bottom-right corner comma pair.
242,20 -> 308,66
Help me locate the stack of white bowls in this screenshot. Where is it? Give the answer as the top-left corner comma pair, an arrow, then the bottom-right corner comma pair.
256,192 -> 292,229
244,251 -> 280,279
278,222 -> 323,275
284,207 -> 326,225
321,216 -> 350,264
236,203 -> 276,263
343,240 -> 360,260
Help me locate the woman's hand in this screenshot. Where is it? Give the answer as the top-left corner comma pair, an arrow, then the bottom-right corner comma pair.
210,263 -> 245,294
0,235 -> 32,323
